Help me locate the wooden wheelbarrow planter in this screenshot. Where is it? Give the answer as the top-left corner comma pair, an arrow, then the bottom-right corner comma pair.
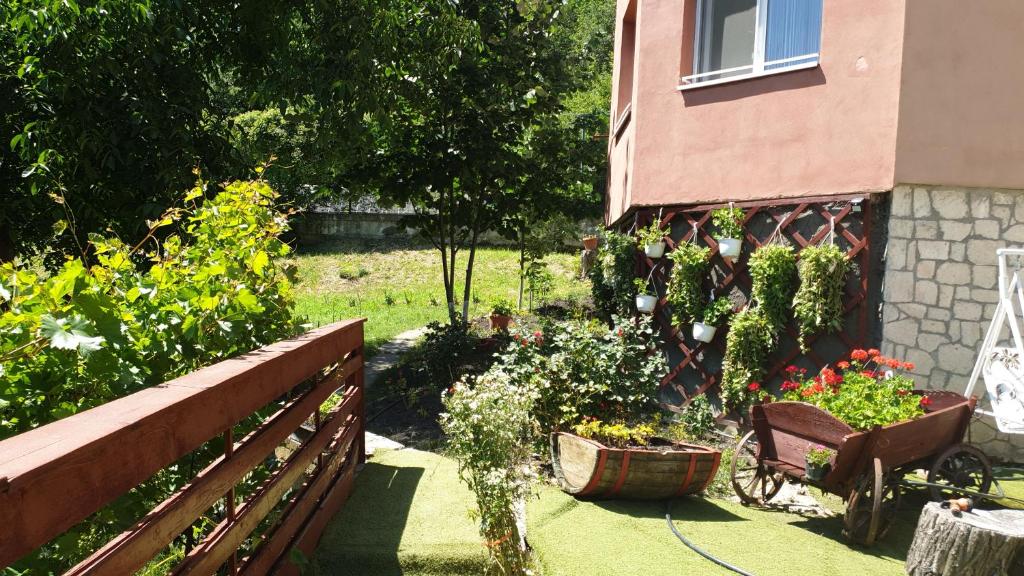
731,391 -> 993,546
551,432 -> 721,500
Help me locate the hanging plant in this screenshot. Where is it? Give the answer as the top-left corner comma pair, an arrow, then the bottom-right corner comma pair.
793,244 -> 850,352
711,206 -> 745,259
636,221 -> 668,259
589,230 -> 637,319
666,242 -> 710,324
719,308 -> 774,412
748,244 -> 798,331
692,296 -> 733,343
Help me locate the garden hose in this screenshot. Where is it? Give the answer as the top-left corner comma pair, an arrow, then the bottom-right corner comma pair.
664,499 -> 756,576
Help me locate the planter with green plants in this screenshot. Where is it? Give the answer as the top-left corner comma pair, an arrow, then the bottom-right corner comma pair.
490,299 -> 516,331
667,242 -> 711,324
748,244 -> 798,331
636,221 -> 668,259
711,205 -> 745,260
792,243 -> 850,352
634,278 -> 657,314
692,296 -> 732,343
804,445 -> 835,481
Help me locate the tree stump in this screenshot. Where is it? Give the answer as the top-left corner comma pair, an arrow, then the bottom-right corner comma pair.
906,502 -> 1024,576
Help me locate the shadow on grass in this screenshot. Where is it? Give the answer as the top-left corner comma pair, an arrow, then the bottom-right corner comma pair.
593,496 -> 747,523
315,462 -> 423,576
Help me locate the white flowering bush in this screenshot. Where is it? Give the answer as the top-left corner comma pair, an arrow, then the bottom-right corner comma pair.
441,371 -> 537,575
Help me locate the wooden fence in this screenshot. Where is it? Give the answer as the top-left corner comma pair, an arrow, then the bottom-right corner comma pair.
0,319 -> 366,575
631,195 -> 880,414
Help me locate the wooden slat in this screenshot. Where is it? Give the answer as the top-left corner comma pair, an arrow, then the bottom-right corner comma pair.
172,392 -> 361,576
0,319 -> 365,569
64,355 -> 362,576
238,401 -> 360,575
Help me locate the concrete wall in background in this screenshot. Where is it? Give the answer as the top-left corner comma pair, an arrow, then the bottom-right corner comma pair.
881,185 -> 1024,461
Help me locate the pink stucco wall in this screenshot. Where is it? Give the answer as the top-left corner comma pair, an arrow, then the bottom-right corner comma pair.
895,1 -> 1024,189
607,0 -> 906,224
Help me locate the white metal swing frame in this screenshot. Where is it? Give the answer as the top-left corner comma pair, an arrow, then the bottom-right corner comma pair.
965,248 -> 1024,434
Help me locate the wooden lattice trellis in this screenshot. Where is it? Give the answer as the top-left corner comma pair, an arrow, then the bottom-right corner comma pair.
630,194 -> 880,414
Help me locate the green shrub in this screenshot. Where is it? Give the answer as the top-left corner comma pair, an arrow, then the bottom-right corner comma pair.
491,298 -> 516,316
700,296 -> 733,327
673,394 -> 716,439
748,244 -> 797,330
441,372 -> 535,574
0,179 -> 298,438
666,242 -> 710,324
0,179 -> 298,572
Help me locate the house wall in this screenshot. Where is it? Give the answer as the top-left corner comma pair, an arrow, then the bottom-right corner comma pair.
606,0 -> 906,225
894,1 -> 1024,190
881,186 -> 1024,462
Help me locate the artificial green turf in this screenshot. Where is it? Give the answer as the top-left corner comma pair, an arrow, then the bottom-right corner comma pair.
528,485 -> 914,576
315,449 -> 1024,576
314,449 -> 488,575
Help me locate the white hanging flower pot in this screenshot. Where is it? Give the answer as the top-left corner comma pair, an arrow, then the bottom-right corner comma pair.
692,322 -> 718,343
644,241 -> 666,259
636,293 -> 657,314
718,237 -> 742,259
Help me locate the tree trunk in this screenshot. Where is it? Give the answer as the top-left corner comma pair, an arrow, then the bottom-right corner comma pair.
461,227 -> 479,323
518,224 -> 526,310
906,502 -> 1024,576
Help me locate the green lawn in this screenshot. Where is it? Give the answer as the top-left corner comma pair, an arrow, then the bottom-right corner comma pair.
286,239 -> 588,354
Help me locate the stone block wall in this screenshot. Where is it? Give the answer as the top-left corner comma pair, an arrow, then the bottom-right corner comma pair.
882,185 -> 1024,462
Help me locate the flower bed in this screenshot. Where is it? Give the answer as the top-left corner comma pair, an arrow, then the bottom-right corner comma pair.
777,349 -> 925,430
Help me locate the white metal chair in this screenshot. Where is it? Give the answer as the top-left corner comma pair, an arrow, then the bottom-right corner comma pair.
965,248 -> 1024,434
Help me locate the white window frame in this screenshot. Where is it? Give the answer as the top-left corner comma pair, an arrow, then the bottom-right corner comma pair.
679,0 -> 820,91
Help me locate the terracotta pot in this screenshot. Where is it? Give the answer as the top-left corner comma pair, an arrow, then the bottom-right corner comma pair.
692,322 -> 718,343
635,294 -> 657,313
644,241 -> 666,259
718,237 -> 742,258
582,236 -> 599,251
490,314 -> 512,331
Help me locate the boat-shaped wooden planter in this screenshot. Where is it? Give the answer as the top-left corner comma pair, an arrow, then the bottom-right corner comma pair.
550,432 -> 722,500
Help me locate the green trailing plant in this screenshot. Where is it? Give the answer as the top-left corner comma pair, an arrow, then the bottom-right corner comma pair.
589,230 -> 637,320
748,244 -> 798,330
719,308 -> 774,412
711,206 -> 744,239
700,297 -> 733,327
635,221 -> 668,247
792,244 -> 850,352
441,372 -> 535,575
666,242 -> 710,324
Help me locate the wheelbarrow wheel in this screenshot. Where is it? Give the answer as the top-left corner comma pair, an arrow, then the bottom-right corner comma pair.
730,430 -> 784,506
927,443 -> 993,501
844,458 -> 900,546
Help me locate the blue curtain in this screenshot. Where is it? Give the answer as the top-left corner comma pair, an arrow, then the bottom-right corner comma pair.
764,0 -> 823,70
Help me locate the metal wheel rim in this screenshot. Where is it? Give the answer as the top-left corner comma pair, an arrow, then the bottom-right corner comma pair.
927,444 -> 994,501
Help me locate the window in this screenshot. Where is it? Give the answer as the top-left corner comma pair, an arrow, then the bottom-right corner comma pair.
615,0 -> 637,133
682,0 -> 822,88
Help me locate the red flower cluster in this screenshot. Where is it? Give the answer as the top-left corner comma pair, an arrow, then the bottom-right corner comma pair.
919,395 -> 932,407
785,365 -> 808,376
747,382 -> 761,392
820,368 -> 843,388
781,380 -> 800,391
851,349 -> 869,361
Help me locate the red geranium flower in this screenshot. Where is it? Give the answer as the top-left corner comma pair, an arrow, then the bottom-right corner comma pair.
781,380 -> 800,391
747,382 -> 761,392
851,349 -> 869,361
886,358 -> 901,368
801,387 -> 815,398
868,348 -> 881,357
785,365 -> 799,374
861,370 -> 876,378
903,361 -> 916,371
919,396 -> 932,407
837,361 -> 850,369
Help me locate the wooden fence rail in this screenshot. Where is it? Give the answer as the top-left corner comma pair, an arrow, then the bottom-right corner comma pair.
0,319 -> 366,575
